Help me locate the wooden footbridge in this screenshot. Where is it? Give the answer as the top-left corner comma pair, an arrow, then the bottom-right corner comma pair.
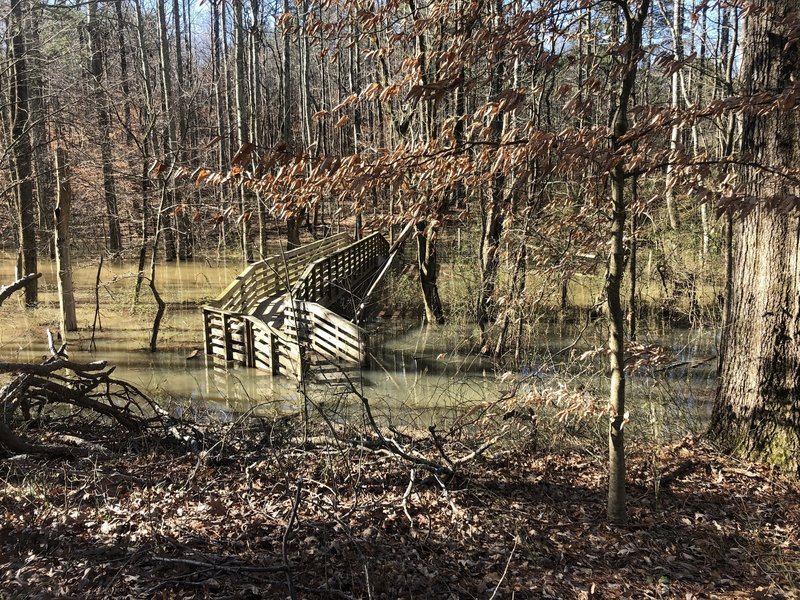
202,232 -> 390,381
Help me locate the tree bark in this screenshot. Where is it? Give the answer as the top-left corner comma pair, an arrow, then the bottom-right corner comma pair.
664,0 -> 683,231
711,0 -> 800,474
156,0 -> 178,262
87,0 -> 122,255
233,0 -> 252,261
606,0 -> 650,525
11,0 -> 37,306
27,9 -> 55,258
54,147 -> 77,333
416,222 -> 444,325
475,0 -> 506,339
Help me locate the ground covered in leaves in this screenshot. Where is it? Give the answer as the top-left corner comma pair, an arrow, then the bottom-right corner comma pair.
0,429 -> 797,599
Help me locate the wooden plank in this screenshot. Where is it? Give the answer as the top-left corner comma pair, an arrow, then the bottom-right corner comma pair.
203,309 -> 214,354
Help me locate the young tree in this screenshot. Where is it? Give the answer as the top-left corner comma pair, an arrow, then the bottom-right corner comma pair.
711,0 -> 800,474
606,0 -> 650,525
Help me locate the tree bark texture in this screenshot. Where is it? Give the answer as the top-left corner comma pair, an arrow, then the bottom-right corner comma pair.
88,0 -> 122,255
54,147 -> 77,333
711,0 -> 800,474
11,0 -> 37,306
416,222 -> 444,325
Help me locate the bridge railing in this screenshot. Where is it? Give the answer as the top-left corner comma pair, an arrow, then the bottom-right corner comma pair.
203,231 -> 386,379
284,300 -> 367,366
292,232 -> 389,310
203,306 -> 304,378
208,233 -> 352,313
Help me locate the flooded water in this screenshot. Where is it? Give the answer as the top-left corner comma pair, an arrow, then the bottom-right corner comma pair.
0,254 -> 718,436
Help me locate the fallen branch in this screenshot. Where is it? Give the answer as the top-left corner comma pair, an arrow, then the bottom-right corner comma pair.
0,340 -> 205,456
149,555 -> 287,573
0,273 -> 41,307
0,359 -> 107,376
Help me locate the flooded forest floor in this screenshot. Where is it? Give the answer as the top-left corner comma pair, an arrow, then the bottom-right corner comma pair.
0,422 -> 797,599
1,255 -> 797,598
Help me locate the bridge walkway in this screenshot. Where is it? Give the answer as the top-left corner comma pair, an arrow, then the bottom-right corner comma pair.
202,232 -> 390,381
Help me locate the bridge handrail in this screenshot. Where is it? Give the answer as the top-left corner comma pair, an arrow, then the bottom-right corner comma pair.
284,300 -> 367,365
208,233 -> 352,313
291,232 -> 389,306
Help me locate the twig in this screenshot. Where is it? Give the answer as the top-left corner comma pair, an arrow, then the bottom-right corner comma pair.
149,555 -> 287,573
364,563 -> 374,600
428,425 -> 454,468
90,256 -> 104,351
402,468 -> 416,528
452,427 -> 508,466
283,479 -> 302,600
488,537 -> 518,600
296,586 -> 355,599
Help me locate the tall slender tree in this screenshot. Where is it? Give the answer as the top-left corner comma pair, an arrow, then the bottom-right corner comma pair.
10,0 -> 36,305
88,0 -> 123,255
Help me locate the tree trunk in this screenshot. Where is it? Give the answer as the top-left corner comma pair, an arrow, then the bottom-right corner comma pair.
628,177 -> 639,341
156,0 -> 177,262
606,0 -> 650,525
28,10 -> 55,258
87,0 -> 122,255
664,0 -> 682,231
54,147 -> 77,333
233,0 -> 252,261
475,0 -> 505,339
416,222 -> 444,325
114,0 -> 132,145
711,0 -> 800,474
11,0 -> 37,306
172,0 -> 192,261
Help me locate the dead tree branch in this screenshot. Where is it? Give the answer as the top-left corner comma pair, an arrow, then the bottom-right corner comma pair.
0,273 -> 41,307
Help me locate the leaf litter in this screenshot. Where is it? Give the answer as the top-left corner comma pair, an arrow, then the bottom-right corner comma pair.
0,431 -> 797,599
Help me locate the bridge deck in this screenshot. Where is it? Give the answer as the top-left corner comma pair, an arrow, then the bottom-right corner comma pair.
202,232 -> 389,380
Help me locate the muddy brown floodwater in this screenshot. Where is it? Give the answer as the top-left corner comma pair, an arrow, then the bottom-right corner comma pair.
0,254 -> 718,438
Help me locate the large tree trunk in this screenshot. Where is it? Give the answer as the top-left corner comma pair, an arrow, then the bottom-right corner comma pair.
711,0 -> 800,474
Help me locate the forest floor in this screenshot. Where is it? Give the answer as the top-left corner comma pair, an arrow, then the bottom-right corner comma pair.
0,425 -> 797,600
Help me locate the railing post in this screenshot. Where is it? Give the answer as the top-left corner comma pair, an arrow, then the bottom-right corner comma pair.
203,309 -> 213,355
268,330 -> 279,375
244,319 -> 255,368
221,313 -> 232,362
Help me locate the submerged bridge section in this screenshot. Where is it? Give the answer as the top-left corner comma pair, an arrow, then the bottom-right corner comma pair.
202,232 -> 390,381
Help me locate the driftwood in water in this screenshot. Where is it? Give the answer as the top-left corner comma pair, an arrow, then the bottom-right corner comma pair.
0,339 -> 201,457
